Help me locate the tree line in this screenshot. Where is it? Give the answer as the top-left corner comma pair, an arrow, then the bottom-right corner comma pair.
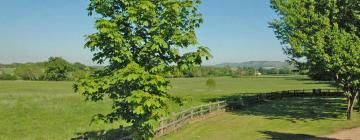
0,57 -> 93,81
170,65 -> 296,78
0,59 -> 299,81
1,57 -> 325,82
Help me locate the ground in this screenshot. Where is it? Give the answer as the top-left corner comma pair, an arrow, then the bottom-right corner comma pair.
0,76 -> 354,140
325,127 -> 360,139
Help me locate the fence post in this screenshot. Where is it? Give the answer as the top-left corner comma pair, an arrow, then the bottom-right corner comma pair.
181,112 -> 185,126
303,89 -> 305,95
191,108 -> 194,119
209,104 -> 212,113
159,119 -> 164,135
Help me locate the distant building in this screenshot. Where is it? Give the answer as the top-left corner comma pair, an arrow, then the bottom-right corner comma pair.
263,67 -> 276,70
255,72 -> 262,76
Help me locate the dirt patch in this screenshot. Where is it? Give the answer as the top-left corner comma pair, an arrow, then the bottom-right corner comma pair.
324,127 -> 360,140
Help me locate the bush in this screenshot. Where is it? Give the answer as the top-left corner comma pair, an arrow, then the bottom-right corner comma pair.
44,57 -> 73,81
14,65 -> 44,80
206,78 -> 216,89
0,73 -> 17,80
70,70 -> 89,80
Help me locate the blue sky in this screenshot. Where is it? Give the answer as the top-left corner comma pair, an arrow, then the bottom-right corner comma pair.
0,0 -> 286,65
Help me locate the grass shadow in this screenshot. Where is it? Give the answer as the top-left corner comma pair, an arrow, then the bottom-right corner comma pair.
204,93 -> 348,122
236,97 -> 347,122
72,127 -> 131,140
284,77 -> 336,87
260,131 -> 338,140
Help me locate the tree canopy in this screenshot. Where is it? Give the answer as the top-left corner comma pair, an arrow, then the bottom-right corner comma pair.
74,0 -> 210,139
270,0 -> 360,119
45,57 -> 74,81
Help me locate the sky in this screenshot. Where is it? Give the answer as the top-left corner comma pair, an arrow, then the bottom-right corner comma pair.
0,0 -> 286,66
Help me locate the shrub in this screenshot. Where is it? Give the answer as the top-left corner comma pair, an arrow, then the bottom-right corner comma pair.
0,73 -> 17,80
44,57 -> 73,81
70,70 -> 89,80
14,65 -> 44,80
206,78 -> 216,89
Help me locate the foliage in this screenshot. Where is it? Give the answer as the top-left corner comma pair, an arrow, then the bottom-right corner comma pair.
2,58 -> 92,81
14,64 -> 44,80
308,67 -> 334,81
71,69 -> 90,81
45,57 -> 73,81
74,0 -> 210,139
269,0 -> 360,119
176,66 -> 294,78
0,70 -> 17,80
69,63 -> 93,81
206,78 -> 216,89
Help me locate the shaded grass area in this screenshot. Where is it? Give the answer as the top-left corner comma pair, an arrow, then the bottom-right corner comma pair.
71,127 -> 131,140
0,76 -> 335,139
238,97 -> 346,122
160,97 -> 360,140
260,131 -> 336,140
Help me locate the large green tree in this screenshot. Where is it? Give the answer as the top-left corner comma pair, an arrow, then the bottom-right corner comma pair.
270,0 -> 360,119
74,0 -> 210,139
45,57 -> 73,81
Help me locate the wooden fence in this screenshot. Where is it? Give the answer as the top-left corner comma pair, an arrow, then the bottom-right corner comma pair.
120,88 -> 343,139
155,101 -> 227,137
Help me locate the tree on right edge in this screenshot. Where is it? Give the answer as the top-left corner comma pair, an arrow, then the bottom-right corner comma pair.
269,0 -> 360,120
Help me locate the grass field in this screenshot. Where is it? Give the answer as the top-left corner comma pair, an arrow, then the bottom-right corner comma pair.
0,76 -> 349,139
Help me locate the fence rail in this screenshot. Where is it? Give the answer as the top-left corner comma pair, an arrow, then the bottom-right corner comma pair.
121,88 -> 343,139
155,101 -> 227,137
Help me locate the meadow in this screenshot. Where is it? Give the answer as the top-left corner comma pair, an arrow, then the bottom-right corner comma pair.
1,76 -> 357,139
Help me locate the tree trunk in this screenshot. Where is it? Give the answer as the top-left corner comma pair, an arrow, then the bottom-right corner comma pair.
358,96 -> 360,111
347,91 -> 359,120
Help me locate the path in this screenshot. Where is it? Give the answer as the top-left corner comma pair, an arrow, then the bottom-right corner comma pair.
324,127 -> 360,140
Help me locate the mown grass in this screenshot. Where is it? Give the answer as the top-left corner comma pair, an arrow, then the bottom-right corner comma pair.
161,97 -> 360,140
0,76 -> 337,139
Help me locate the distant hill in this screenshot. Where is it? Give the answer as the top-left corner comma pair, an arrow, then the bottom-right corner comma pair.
214,61 -> 293,69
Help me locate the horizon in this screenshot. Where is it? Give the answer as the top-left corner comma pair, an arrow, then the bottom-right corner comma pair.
0,0 -> 287,66
0,59 -> 289,67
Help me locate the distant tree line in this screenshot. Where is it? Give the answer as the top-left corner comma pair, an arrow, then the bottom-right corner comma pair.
1,59 -> 318,80
0,57 -> 93,81
167,65 -> 296,78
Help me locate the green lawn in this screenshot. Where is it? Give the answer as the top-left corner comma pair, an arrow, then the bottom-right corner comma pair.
161,97 -> 360,140
0,76 -> 340,139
